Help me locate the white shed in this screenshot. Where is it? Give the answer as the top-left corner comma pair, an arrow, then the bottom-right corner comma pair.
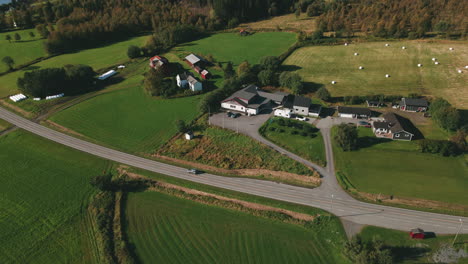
185,132 -> 194,140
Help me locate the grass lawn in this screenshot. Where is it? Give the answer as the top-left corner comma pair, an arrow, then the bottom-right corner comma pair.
0,130 -> 108,263
49,66 -> 202,153
0,35 -> 149,97
260,117 -> 326,166
360,226 -> 468,264
0,29 -> 47,73
283,40 -> 468,108
0,118 -> 11,130
332,127 -> 468,205
239,13 -> 317,33
159,123 -> 313,176
125,191 -> 349,264
172,32 -> 296,66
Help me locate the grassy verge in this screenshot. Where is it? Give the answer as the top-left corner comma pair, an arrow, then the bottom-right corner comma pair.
360,226 -> 468,264
0,130 -> 109,263
125,190 -> 349,264
260,116 -> 326,166
332,126 -> 468,216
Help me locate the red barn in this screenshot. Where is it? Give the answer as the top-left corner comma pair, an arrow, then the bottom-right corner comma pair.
149,56 -> 169,69
201,69 -> 211,80
409,228 -> 425,239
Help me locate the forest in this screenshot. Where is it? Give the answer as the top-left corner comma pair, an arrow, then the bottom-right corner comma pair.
0,0 -> 467,55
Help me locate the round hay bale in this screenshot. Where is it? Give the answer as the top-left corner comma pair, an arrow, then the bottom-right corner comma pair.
385,43 -> 389,47
417,64 -> 422,67
432,58 -> 437,61
359,66 -> 364,70
434,61 -> 440,65
402,46 -> 406,49
458,69 -> 463,73
344,43 -> 348,46
449,47 -> 454,51
385,74 -> 390,78
354,52 -> 359,56
465,65 -> 468,69
331,81 -> 336,84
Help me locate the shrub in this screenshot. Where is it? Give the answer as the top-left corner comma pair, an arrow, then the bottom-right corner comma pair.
301,132 -> 308,137
127,45 -> 141,59
269,127 -> 276,132
291,130 -> 299,135
334,124 -> 358,151
278,128 -> 285,133
309,133 -> 317,138
316,87 -> 331,101
294,123 -> 303,130
418,139 -> 460,156
277,118 -> 285,126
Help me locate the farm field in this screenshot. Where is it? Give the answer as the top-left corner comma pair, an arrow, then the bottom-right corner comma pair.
360,226 -> 468,264
158,124 -> 314,177
125,191 -> 349,264
0,29 -> 47,73
239,13 -> 317,33
332,127 -> 468,205
283,41 -> 468,108
0,130 -> 108,263
261,117 -> 326,166
49,68 -> 202,153
0,35 -> 149,97
172,32 -> 296,66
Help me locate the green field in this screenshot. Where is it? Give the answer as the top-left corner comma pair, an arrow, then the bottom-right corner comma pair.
261,117 -> 326,166
50,67 -> 202,153
360,226 -> 468,264
332,127 -> 468,205
0,35 -> 149,97
283,41 -> 468,108
0,130 -> 108,263
173,32 -> 296,66
0,29 -> 47,73
125,191 -> 349,264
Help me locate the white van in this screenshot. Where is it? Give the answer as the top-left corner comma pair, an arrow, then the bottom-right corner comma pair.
274,108 -> 293,118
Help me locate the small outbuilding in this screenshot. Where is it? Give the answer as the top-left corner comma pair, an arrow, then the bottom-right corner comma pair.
201,69 -> 211,80
98,70 -> 117,80
185,132 -> 194,140
409,228 -> 425,239
187,75 -> 203,92
337,106 -> 371,119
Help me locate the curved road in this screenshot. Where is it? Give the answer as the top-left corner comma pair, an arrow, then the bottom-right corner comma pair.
1,107 -> 467,234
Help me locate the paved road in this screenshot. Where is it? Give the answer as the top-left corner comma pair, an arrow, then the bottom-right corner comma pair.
1,106 -> 467,234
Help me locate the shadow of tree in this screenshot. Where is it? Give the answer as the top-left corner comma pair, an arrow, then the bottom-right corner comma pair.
303,81 -> 324,93
320,107 -> 336,117
390,246 -> 431,263
281,65 -> 302,72
358,136 -> 392,149
21,65 -> 41,71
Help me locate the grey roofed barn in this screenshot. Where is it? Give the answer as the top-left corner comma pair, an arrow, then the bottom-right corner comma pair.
400,98 -> 428,107
185,54 -> 202,65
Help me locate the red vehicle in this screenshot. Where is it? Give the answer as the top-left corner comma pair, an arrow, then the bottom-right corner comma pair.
409,228 -> 425,239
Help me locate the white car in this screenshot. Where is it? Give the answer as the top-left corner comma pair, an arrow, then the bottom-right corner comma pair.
295,116 -> 308,121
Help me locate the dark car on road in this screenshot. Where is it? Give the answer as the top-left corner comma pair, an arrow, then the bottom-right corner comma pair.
358,121 -> 371,128
227,111 -> 233,117
230,113 -> 240,118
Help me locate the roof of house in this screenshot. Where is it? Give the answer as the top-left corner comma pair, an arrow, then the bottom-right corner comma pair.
310,104 -> 322,113
401,98 -> 428,107
366,100 -> 381,105
222,85 -> 274,109
383,112 -> 414,135
257,91 -> 287,102
338,106 -> 371,116
293,96 -> 311,108
177,72 -> 191,81
201,69 -> 209,75
185,54 -> 202,65
187,75 -> 199,85
373,121 -> 389,129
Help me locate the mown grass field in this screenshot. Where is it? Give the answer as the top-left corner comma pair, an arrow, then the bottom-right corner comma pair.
159,124 -> 313,176
173,32 -> 296,66
283,40 -> 468,108
0,130 -> 108,263
239,13 -> 317,33
0,35 -> 149,97
125,191 -> 349,264
261,117 -> 326,166
50,65 -> 202,153
0,29 -> 47,73
332,127 -> 468,205
360,226 -> 468,264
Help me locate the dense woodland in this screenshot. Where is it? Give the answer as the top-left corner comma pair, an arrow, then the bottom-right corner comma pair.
1,0 -> 467,54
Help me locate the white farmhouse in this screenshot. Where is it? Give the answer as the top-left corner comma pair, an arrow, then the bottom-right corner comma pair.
176,72 -> 190,88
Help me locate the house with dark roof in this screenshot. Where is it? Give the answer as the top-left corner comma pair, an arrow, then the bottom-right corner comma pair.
399,98 -> 428,112
176,72 -> 191,88
220,85 -> 272,115
149,56 -> 169,69
337,106 -> 371,119
283,95 -> 321,117
366,100 -> 384,108
372,112 -> 414,141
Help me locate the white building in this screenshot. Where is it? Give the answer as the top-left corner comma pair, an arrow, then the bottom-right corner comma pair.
274,108 -> 293,118
187,76 -> 202,92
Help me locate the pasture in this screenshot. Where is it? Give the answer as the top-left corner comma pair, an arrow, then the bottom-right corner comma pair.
283,40 -> 468,108
0,130 -> 108,263
0,35 -> 149,97
239,13 -> 317,33
125,191 -> 349,264
0,29 -> 47,73
261,117 -> 326,166
173,32 -> 296,66
49,69 -> 202,153
332,127 -> 468,205
360,226 -> 468,264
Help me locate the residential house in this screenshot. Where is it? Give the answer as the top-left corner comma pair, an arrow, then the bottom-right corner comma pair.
257,90 -> 289,105
309,104 -> 322,117
337,106 -> 371,119
176,72 -> 191,88
399,98 -> 428,112
221,85 -> 271,115
282,95 -> 321,117
366,100 -> 384,108
201,69 -> 211,80
372,112 -> 415,141
187,76 -> 202,92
